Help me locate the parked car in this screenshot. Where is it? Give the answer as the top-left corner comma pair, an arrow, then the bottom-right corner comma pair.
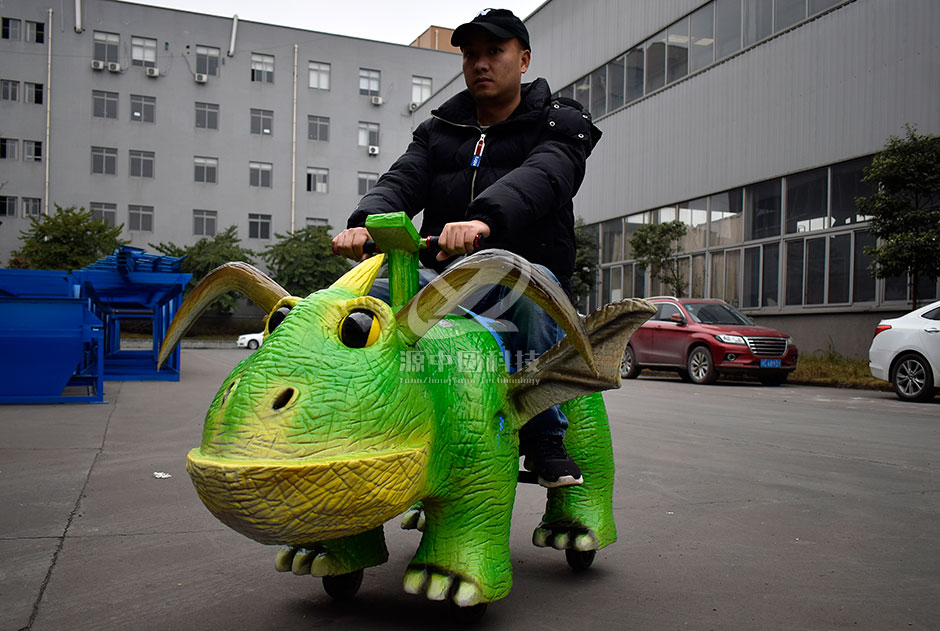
236,332 -> 264,350
868,299 -> 940,402
621,297 -> 798,386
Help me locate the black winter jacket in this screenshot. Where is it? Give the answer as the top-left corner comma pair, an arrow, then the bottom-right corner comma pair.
347,78 -> 601,296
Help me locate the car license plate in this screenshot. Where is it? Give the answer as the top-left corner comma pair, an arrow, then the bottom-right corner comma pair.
760,359 -> 782,368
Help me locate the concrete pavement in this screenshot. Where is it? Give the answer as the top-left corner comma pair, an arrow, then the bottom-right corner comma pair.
2,349 -> 938,630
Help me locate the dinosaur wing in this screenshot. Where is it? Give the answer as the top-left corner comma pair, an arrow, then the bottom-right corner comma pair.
505,298 -> 656,429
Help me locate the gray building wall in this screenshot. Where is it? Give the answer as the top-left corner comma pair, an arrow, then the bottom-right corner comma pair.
0,0 -> 459,262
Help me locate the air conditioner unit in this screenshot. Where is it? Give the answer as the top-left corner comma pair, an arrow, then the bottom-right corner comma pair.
91,60 -> 106,71
408,102 -> 419,112
194,73 -> 208,84
145,67 -> 160,78
370,96 -> 383,106
367,145 -> 380,156
107,62 -> 121,72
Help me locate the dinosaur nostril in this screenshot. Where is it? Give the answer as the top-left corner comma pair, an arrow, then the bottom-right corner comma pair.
271,388 -> 295,410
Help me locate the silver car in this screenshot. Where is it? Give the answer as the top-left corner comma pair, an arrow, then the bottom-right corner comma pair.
869,300 -> 940,402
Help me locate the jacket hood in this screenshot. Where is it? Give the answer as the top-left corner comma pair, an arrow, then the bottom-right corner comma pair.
432,78 -> 552,127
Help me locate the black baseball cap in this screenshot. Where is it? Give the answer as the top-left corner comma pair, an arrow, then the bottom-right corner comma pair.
451,9 -> 531,51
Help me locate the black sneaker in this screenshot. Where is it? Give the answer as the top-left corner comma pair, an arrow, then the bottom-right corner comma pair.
522,435 -> 583,488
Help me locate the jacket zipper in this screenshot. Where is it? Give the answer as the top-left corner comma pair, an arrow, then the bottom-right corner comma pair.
431,114 -> 487,201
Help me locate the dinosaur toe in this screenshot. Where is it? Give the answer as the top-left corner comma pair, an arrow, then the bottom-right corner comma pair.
403,565 -> 483,607
399,505 -> 426,531
532,526 -> 598,551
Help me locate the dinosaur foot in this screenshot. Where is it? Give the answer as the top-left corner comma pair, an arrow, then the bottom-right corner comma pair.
532,525 -> 598,551
399,506 -> 425,531
403,564 -> 483,607
275,545 -> 353,577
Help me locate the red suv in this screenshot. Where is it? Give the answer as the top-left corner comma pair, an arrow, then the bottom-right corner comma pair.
622,297 -> 798,386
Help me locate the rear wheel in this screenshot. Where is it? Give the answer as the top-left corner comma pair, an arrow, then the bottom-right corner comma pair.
621,345 -> 641,379
565,548 -> 596,571
247,339 -> 259,350
687,346 -> 718,384
891,353 -> 935,402
450,601 -> 488,623
322,569 -> 363,601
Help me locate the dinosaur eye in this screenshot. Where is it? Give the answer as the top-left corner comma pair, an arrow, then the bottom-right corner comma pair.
339,309 -> 381,348
267,305 -> 292,333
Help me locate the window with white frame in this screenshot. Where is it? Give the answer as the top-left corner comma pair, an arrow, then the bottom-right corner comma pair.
196,45 -> 220,76
308,61 -> 330,90
1,79 -> 19,101
359,68 -> 380,96
0,196 -> 16,216
130,94 -> 155,123
306,167 -> 328,193
250,53 -> 274,83
2,17 -> 21,40
308,115 -> 329,141
249,161 -> 272,188
90,202 -> 117,226
129,205 -> 154,231
93,31 -> 120,63
412,76 -> 432,105
358,172 -> 378,195
23,140 -> 41,162
93,90 -> 118,118
131,36 -> 157,67
248,213 -> 271,239
250,108 -> 273,135
91,146 -> 117,174
195,102 -> 219,129
24,82 -> 43,105
129,150 -> 155,178
0,138 -> 17,160
25,20 -> 44,43
194,156 -> 218,183
193,209 -> 217,236
23,197 -> 41,217
358,121 -> 379,147
306,217 -> 328,228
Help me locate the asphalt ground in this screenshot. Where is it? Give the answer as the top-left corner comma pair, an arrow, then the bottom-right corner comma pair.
2,349 -> 938,631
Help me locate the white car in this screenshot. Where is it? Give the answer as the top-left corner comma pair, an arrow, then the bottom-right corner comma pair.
236,332 -> 264,350
869,299 -> 940,402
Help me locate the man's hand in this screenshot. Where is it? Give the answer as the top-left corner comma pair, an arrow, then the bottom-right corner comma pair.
331,227 -> 373,261
436,220 -> 491,261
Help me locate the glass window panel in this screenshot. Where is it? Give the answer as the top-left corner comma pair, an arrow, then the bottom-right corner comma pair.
830,156 -> 875,227
805,237 -> 826,304
626,47 -> 644,103
726,250 -> 740,306
853,230 -> 876,302
679,197 -> 708,251
677,258 -> 691,297
573,75 -> 590,110
657,206 -> 676,223
691,254 -> 706,298
624,213 -> 647,259
746,179 -> 781,240
775,0 -> 806,31
590,67 -> 606,117
786,240 -> 804,305
634,264 -> 647,298
762,243 -> 779,306
809,0 -> 842,15
710,189 -> 744,246
743,0 -> 773,46
623,263 -> 634,298
666,18 -> 689,84
710,251 -> 725,299
601,267 -> 612,304
884,274 -> 907,301
689,4 -> 715,73
743,247 -> 761,308
610,266 -> 623,301
601,218 -> 623,263
606,55 -> 625,112
828,234 -> 851,303
715,0 -> 742,60
916,275 -> 937,301
645,30 -> 666,93
786,167 -> 829,233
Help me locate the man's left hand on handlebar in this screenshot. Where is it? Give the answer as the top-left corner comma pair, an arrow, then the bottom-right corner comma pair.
436,220 -> 490,261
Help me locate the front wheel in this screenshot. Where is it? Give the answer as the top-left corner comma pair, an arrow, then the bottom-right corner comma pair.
687,346 -> 718,384
565,548 -> 596,571
621,345 -> 641,379
322,569 -> 363,601
247,339 -> 259,350
891,353 -> 935,402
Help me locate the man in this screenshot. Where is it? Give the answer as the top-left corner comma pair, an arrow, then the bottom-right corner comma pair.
332,8 -> 601,488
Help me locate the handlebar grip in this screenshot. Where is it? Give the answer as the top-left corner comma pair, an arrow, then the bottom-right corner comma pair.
362,240 -> 379,255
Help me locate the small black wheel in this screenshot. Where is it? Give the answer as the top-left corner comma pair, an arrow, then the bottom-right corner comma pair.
450,601 -> 488,624
621,345 -> 641,379
247,339 -> 259,350
565,548 -> 596,571
687,346 -> 718,384
891,352 -> 935,402
322,569 -> 363,601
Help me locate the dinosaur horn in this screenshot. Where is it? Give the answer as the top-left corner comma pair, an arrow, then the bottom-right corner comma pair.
395,249 -> 597,373
158,262 -> 290,368
329,253 -> 386,296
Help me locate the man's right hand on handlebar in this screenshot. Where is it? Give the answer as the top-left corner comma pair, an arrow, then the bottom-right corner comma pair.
331,227 -> 373,261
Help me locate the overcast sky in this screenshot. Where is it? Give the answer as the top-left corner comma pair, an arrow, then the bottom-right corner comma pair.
130,1 -> 546,46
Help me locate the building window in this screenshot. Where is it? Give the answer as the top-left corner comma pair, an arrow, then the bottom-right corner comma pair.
358,172 -> 378,195
25,20 -> 44,44
625,47 -> 644,104
590,67 -> 606,117
830,157 -> 874,227
90,202 -> 117,226
412,76 -> 432,105
0,138 -> 17,160
1,17 -> 21,40
250,53 -> 274,83
306,216 -> 328,228
23,197 -> 41,217
307,115 -> 329,141
24,82 -> 43,105
248,213 -> 271,239
196,45 -> 220,76
195,102 -> 219,129
606,55 -> 625,112
358,121 -> 379,147
359,68 -> 380,96
715,0 -> 743,60
93,31 -> 120,63
129,150 -> 155,178
308,61 -> 330,90
645,29 -> 666,93
131,36 -> 157,67
91,146 -> 117,175
193,209 -> 217,236
93,90 -> 118,118
250,108 -> 273,135
0,196 -> 17,216
743,0 -> 774,47
1,79 -> 19,102
130,94 -> 156,123
573,74 -> 590,110
689,3 -> 715,73
601,218 -> 623,264
745,178 -> 781,240
129,205 -> 154,231
249,161 -> 272,188
23,140 -> 41,162
666,17 -> 689,85
194,156 -> 218,183
306,167 -> 328,193
785,167 -> 828,234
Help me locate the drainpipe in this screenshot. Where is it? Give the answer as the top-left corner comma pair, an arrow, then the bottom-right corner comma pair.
290,43 -> 298,231
44,8 -> 53,214
228,15 -> 238,56
74,0 -> 82,33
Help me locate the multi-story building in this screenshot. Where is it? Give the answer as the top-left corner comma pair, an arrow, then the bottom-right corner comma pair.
421,0 -> 939,357
0,0 -> 458,263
